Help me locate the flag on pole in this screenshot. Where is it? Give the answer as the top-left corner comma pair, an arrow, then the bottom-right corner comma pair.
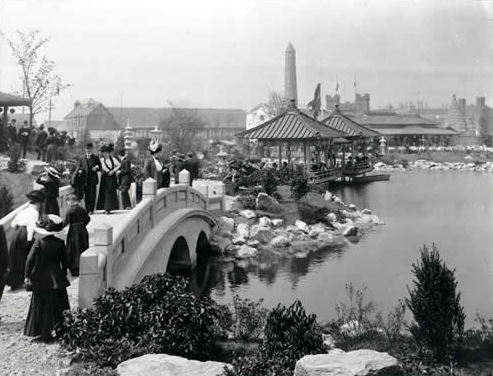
307,83 -> 321,119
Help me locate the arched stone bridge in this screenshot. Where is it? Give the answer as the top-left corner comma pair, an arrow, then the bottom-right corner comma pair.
0,179 -> 224,308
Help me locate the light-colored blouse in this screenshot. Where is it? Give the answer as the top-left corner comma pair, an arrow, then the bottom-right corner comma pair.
11,204 -> 39,241
100,156 -> 121,174
153,157 -> 163,172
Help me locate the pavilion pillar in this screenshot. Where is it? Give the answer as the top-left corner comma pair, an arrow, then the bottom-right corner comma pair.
2,106 -> 8,126
278,143 -> 282,167
287,143 -> 292,172
303,142 -> 308,171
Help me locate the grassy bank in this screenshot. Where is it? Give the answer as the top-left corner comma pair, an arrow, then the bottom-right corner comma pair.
0,171 -> 35,208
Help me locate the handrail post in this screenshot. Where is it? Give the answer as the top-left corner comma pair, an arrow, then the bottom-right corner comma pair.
142,178 -> 157,227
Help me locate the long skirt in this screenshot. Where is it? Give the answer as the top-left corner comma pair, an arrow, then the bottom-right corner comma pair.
46,144 -> 58,163
43,197 -> 60,216
66,224 -> 89,276
96,174 -> 119,211
24,288 -> 70,341
8,226 -> 31,289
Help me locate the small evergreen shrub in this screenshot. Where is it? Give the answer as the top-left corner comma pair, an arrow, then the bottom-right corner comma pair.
0,186 -> 14,217
237,194 -> 256,210
57,274 -> 228,368
261,169 -> 278,196
224,300 -> 324,376
406,244 -> 465,360
290,175 -> 310,201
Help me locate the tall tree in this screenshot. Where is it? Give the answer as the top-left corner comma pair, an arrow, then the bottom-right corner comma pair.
2,30 -> 69,125
478,108 -> 491,146
159,101 -> 206,154
264,91 -> 288,118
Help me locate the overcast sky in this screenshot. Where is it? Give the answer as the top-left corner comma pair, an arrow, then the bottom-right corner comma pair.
0,0 -> 492,120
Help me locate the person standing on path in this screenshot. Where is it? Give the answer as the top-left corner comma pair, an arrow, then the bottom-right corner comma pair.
97,144 -> 121,215
35,124 -> 48,161
80,142 -> 101,214
7,119 -> 17,148
36,167 -> 61,216
117,149 -> 134,210
17,121 -> 31,159
45,129 -> 59,163
143,141 -> 164,188
63,194 -> 90,277
24,215 -> 70,342
7,190 -> 44,290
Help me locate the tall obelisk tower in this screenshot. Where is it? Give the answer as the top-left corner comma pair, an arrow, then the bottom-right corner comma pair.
284,42 -> 298,105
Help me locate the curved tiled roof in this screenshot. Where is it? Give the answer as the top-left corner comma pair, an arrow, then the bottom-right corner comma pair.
0,91 -> 32,107
322,107 -> 379,137
237,107 -> 346,141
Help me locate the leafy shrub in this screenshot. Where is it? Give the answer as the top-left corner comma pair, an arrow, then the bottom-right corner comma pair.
236,194 -> 256,210
231,295 -> 269,341
290,175 -> 310,201
261,169 -> 278,196
376,300 -> 408,349
7,144 -> 25,173
0,186 -> 14,217
225,300 -> 324,376
65,364 -> 118,376
406,244 -> 465,360
57,273 -> 228,368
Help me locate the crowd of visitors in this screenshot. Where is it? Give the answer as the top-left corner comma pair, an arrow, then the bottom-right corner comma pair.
0,118 -> 75,161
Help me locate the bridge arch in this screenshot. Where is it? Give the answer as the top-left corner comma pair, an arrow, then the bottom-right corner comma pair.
167,236 -> 192,276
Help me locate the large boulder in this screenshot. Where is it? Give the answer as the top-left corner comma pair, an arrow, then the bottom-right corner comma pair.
217,216 -> 234,236
300,191 -> 334,210
294,349 -> 402,376
117,354 -> 229,376
236,223 -> 250,239
254,228 -> 277,244
256,193 -> 283,213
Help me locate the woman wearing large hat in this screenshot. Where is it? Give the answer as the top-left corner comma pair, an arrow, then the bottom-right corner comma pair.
24,214 -> 70,342
143,140 -> 166,188
7,190 -> 44,290
96,143 -> 121,214
36,166 -> 61,216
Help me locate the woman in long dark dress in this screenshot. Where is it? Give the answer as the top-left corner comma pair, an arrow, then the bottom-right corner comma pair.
8,191 -> 44,290
117,149 -> 134,210
36,166 -> 60,216
63,194 -> 90,276
24,214 -> 69,342
96,144 -> 121,214
143,141 -> 164,187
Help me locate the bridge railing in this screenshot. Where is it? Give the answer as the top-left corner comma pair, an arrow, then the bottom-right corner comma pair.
79,178 -> 225,308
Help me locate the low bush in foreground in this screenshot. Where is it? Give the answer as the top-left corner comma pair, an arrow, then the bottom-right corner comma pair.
57,274 -> 229,368
225,300 -> 324,376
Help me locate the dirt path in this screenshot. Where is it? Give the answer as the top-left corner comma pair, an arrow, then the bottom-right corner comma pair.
0,278 -> 79,376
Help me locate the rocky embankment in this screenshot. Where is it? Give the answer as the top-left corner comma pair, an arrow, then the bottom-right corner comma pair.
374,158 -> 493,172
211,191 -> 383,260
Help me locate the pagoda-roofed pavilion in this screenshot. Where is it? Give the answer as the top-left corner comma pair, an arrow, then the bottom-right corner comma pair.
237,100 -> 347,184
322,104 -> 380,176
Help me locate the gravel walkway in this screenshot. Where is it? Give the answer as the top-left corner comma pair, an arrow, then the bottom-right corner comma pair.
0,277 -> 79,376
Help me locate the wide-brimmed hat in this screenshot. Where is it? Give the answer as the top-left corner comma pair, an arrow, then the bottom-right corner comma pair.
35,215 -> 65,237
44,166 -> 60,180
149,141 -> 162,154
26,190 -> 45,203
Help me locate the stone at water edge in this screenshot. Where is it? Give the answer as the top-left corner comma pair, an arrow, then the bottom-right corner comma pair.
343,224 -> 358,237
117,354 -> 229,376
254,228 -> 277,244
361,208 -> 372,215
271,218 -> 283,227
217,216 -> 234,235
231,236 -> 245,245
210,237 -> 232,253
295,220 -> 310,233
256,192 -> 283,213
294,349 -> 402,376
236,223 -> 250,239
270,235 -> 291,248
317,232 -> 334,244
308,223 -> 327,238
239,209 -> 256,219
326,212 -> 337,223
236,244 -> 258,258
258,216 -> 272,227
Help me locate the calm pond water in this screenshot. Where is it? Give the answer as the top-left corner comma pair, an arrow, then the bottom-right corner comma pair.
203,170 -> 493,326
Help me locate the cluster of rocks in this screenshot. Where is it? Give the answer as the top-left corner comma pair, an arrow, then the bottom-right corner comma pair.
116,350 -> 402,376
374,159 -> 493,173
211,191 -> 383,260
